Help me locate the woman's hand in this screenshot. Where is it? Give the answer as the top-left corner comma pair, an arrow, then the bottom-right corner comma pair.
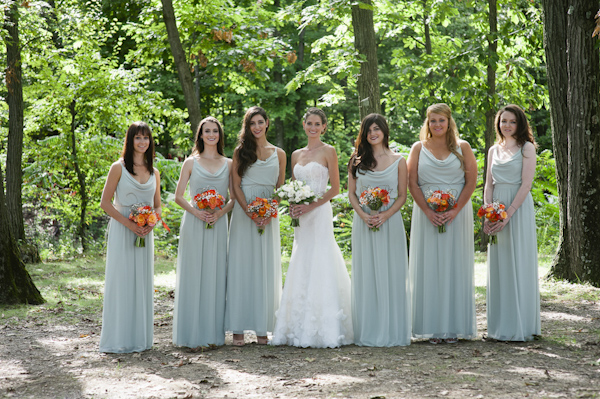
367,210 -> 393,230
192,208 -> 222,226
129,221 -> 153,237
484,216 -> 510,235
290,202 -> 316,218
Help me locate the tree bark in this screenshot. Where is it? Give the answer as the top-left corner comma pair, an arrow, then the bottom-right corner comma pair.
4,1 -> 25,242
160,0 -> 202,134
543,0 -> 600,286
481,0 -> 497,251
0,163 -> 44,305
351,0 -> 381,119
69,100 -> 88,252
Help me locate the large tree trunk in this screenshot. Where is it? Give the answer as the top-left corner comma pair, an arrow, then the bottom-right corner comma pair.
0,164 -> 44,305
480,0 -> 498,251
351,0 -> 381,119
4,1 -> 25,242
68,100 -> 88,252
160,0 -> 202,134
543,0 -> 600,286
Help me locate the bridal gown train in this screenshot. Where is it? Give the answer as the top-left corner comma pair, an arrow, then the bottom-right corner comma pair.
271,162 -> 353,348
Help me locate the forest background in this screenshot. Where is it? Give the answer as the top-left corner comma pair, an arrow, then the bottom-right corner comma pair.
0,0 -> 561,265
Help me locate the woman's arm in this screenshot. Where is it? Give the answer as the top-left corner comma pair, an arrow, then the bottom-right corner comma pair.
347,159 -> 374,228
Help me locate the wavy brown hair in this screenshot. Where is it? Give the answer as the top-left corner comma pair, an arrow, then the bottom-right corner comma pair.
234,106 -> 269,178
193,116 -> 225,156
121,121 -> 154,176
494,104 -> 537,148
419,103 -> 464,170
348,113 -> 390,178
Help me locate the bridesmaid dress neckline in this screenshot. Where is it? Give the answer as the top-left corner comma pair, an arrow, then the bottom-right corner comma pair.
193,157 -> 228,176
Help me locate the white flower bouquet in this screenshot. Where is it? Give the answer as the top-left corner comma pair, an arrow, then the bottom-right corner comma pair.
276,179 -> 319,227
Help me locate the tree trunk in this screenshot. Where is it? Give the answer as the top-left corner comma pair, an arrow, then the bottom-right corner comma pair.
4,1 -> 25,242
480,0 -> 498,251
351,0 -> 381,119
69,100 -> 88,252
543,0 -> 600,286
0,163 -> 44,305
160,0 -> 202,134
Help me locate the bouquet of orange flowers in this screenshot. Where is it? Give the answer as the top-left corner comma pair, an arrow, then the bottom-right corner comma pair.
477,201 -> 508,244
425,190 -> 458,233
359,187 -> 391,232
128,204 -> 170,247
247,197 -> 279,235
194,189 -> 226,229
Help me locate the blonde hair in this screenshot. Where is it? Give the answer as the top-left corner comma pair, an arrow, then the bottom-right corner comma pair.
419,103 -> 464,170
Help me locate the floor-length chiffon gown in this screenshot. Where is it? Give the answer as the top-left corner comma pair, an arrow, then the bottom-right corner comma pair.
100,162 -> 155,353
225,151 -> 282,337
272,162 -> 353,348
409,146 -> 476,340
486,147 -> 540,341
351,158 -> 411,346
173,160 -> 229,347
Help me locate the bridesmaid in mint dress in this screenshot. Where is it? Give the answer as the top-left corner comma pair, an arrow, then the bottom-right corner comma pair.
173,117 -> 234,347
407,103 -> 478,344
99,122 -> 162,353
483,104 -> 540,341
225,106 -> 286,346
348,114 -> 411,347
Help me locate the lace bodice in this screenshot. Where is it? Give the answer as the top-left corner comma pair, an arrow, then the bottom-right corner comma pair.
294,162 -> 329,197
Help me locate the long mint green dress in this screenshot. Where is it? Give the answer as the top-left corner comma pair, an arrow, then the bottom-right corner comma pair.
351,158 -> 411,346
487,146 -> 540,341
409,146 -> 476,340
173,159 -> 229,347
225,151 -> 282,336
100,162 -> 155,353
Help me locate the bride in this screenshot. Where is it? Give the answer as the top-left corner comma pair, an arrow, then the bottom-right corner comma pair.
271,107 -> 353,348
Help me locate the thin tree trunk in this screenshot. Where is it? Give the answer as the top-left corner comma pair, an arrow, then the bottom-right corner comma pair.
160,0 -> 201,134
0,163 -> 44,305
481,0 -> 497,251
68,100 -> 88,252
4,1 -> 25,242
351,0 -> 381,119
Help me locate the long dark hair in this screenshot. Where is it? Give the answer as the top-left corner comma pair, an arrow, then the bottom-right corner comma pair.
348,113 -> 390,178
193,116 -> 225,156
121,121 -> 154,176
494,104 -> 537,148
235,106 -> 269,178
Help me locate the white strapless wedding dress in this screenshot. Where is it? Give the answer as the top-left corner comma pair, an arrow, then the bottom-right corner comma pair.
271,162 -> 353,348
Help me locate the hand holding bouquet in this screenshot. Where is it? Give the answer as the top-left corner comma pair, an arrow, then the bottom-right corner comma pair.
276,179 -> 319,227
425,190 -> 458,233
194,189 -> 226,229
247,197 -> 279,235
359,187 -> 391,232
477,201 -> 507,244
128,204 -> 170,247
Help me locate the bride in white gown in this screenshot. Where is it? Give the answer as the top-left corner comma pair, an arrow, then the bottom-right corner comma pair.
271,108 -> 353,348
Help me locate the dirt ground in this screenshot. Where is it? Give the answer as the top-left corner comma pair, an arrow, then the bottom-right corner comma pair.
1,280 -> 600,399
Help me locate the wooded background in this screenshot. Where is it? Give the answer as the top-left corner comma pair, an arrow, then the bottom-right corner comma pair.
1,0 -> 599,303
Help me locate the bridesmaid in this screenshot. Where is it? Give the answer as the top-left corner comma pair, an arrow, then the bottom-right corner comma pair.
173,117 -> 234,347
407,103 -> 477,344
348,114 -> 411,347
225,106 -> 286,346
483,104 -> 540,341
99,121 -> 161,353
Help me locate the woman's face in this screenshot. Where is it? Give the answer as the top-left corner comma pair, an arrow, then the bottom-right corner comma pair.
249,114 -> 268,139
201,121 -> 220,147
428,112 -> 449,138
133,133 -> 150,155
499,111 -> 518,139
366,122 -> 384,146
303,114 -> 326,138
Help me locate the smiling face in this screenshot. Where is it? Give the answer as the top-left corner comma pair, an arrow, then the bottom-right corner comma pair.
249,114 -> 268,139
133,133 -> 150,155
428,112 -> 449,138
303,114 -> 326,138
366,122 -> 384,146
201,121 -> 220,146
498,111 -> 518,139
